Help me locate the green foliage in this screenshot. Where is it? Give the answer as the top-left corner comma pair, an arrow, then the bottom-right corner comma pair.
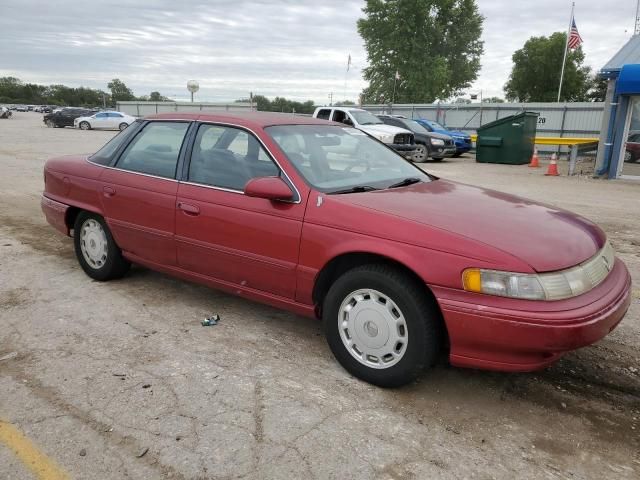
107,78 -> 135,103
0,76 -> 109,107
357,0 -> 484,103
504,32 -> 591,102
149,91 -> 169,102
243,95 -> 315,114
485,96 -> 505,103
586,75 -> 608,102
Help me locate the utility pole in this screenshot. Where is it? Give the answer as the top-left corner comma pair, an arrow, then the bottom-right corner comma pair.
328,92 -> 333,106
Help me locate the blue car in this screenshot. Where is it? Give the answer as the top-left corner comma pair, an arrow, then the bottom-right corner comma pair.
414,119 -> 472,156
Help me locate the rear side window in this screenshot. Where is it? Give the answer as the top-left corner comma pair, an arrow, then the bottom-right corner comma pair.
89,121 -> 141,165
316,109 -> 331,120
115,122 -> 189,178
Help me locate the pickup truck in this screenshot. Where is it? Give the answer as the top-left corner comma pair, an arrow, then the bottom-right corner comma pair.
313,107 -> 417,159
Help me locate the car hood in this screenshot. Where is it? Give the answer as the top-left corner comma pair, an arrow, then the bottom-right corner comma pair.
361,124 -> 412,136
426,131 -> 453,141
448,130 -> 471,138
327,180 -> 605,273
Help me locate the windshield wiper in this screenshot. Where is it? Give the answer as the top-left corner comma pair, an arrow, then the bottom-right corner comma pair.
387,177 -> 422,189
329,185 -> 379,195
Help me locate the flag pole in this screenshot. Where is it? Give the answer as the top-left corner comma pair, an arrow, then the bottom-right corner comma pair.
391,72 -> 398,113
557,2 -> 575,102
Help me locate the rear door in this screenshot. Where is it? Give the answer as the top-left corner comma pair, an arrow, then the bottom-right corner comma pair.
100,121 -> 191,266
92,112 -> 110,129
175,122 -> 306,299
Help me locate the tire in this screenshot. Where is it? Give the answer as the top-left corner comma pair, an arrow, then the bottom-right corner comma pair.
79,121 -> 91,130
323,264 -> 442,387
119,122 -> 128,131
45,120 -> 54,128
412,144 -> 429,163
73,212 -> 130,281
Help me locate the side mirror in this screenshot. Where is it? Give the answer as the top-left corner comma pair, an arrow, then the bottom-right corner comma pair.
244,176 -> 294,201
342,117 -> 353,126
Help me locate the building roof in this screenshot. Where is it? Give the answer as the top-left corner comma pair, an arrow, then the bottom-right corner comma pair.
601,35 -> 640,76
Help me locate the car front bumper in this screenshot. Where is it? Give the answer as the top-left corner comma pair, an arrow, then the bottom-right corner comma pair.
453,138 -> 472,153
389,143 -> 418,159
431,146 -> 457,158
431,258 -> 632,372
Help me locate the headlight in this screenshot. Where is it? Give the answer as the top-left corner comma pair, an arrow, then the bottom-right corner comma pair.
378,134 -> 394,143
462,242 -> 615,301
431,138 -> 445,146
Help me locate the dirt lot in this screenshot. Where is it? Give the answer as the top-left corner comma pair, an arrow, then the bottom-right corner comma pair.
0,113 -> 639,480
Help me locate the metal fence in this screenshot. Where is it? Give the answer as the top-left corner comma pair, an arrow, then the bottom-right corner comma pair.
360,102 -> 604,139
116,101 -> 252,117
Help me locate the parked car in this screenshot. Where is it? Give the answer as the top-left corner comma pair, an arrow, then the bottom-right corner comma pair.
0,106 -> 12,119
415,119 -> 472,156
313,106 -> 417,159
625,132 -> 640,163
74,111 -> 135,131
378,115 -> 455,162
15,105 -> 28,112
41,112 -> 631,387
43,108 -> 94,128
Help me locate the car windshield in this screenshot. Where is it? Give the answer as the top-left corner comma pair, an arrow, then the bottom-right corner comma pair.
266,125 -> 430,193
403,119 -> 430,135
349,110 -> 383,125
430,120 -> 446,130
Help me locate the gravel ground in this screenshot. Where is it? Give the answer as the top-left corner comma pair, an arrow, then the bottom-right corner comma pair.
0,113 -> 639,480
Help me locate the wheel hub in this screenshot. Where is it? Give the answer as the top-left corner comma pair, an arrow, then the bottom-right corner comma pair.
80,219 -> 107,269
338,289 -> 408,369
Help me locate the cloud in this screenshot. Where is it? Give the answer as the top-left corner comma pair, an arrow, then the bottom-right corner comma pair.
0,0 -> 635,103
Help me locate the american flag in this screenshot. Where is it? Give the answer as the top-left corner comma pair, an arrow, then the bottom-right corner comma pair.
568,18 -> 583,49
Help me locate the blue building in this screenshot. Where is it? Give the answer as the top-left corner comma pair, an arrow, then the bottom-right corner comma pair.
597,35 -> 640,179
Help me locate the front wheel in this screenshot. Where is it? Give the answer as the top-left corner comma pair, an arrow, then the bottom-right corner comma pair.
412,144 -> 429,163
118,122 -> 128,131
323,264 -> 442,387
79,121 -> 91,130
74,212 -> 130,281
45,120 -> 55,128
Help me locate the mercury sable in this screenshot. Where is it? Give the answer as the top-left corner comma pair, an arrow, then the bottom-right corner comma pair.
41,112 -> 632,387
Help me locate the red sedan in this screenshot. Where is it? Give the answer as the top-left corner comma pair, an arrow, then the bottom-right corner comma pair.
41,112 -> 632,387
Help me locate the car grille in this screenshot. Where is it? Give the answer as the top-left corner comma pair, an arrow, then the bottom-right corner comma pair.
444,139 -> 454,147
394,133 -> 414,145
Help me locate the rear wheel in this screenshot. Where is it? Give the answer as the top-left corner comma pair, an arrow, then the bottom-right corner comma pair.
412,144 -> 429,163
45,120 -> 54,128
323,264 -> 442,387
73,212 -> 130,281
119,122 -> 128,131
79,121 -> 91,130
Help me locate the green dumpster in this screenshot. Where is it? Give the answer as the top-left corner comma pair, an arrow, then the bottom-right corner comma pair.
476,112 -> 538,164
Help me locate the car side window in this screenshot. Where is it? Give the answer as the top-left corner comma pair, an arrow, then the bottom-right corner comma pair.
115,122 -> 189,178
316,109 -> 331,120
96,113 -> 107,118
109,113 -> 123,118
188,124 -> 280,191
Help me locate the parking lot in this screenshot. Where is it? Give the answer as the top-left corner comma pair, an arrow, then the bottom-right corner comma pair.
0,113 -> 639,479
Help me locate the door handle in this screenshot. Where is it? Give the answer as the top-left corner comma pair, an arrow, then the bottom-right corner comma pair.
177,202 -> 200,216
103,186 -> 116,197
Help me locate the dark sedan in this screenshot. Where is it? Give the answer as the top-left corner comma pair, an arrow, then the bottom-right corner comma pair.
377,115 -> 456,162
43,108 -> 95,128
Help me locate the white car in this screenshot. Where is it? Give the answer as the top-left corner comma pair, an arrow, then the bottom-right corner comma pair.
74,111 -> 135,131
312,106 -> 417,159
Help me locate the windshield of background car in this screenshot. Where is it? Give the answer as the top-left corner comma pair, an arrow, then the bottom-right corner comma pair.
430,121 -> 446,130
89,120 -> 141,165
404,119 -> 430,135
266,125 -> 430,193
349,110 -> 383,125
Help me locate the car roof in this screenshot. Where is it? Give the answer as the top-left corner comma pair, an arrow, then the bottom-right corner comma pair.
146,111 -> 340,128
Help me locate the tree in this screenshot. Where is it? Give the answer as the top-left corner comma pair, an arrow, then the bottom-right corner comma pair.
587,75 -> 608,102
149,91 -> 169,102
485,96 -> 504,103
107,78 -> 135,103
238,95 -> 315,114
504,32 -> 591,102
357,0 -> 483,104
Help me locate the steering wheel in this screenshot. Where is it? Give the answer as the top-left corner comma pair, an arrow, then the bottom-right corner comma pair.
345,160 -> 371,173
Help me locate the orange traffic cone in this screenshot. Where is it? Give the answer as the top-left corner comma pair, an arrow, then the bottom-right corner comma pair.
528,148 -> 540,168
545,153 -> 560,176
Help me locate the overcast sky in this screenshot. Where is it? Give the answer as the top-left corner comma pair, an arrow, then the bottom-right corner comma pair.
0,0 -> 636,103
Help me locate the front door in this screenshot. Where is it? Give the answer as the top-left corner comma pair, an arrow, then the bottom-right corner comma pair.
175,123 -> 306,299
100,121 -> 191,266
